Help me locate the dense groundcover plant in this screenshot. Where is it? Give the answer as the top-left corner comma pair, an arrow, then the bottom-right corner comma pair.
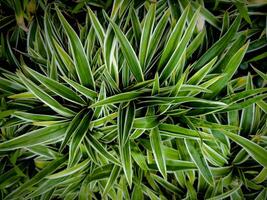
0,0 -> 267,199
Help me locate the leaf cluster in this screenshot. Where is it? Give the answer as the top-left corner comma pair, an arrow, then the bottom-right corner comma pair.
0,0 -> 267,199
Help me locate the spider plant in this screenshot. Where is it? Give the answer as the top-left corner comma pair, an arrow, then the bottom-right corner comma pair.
0,1 -> 267,199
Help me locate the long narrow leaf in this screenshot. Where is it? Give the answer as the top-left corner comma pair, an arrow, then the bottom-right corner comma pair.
150,127 -> 167,179
56,7 -> 95,89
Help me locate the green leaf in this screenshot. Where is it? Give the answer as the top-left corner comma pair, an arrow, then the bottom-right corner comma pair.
149,159 -> 197,171
103,165 -> 121,196
139,96 -> 226,107
26,177 -> 66,198
185,139 -> 214,186
202,143 -> 228,166
108,16 -> 144,82
239,73 -> 255,136
59,109 -> 86,152
87,7 -> 105,46
150,127 -> 167,179
146,9 -> 170,67
47,159 -> 89,179
56,7 -> 95,89
255,188 -> 267,200
252,65 -> 267,80
223,88 -> 267,104
103,26 -> 118,83
130,7 -> 141,43
206,42 -> 249,98
223,93 -> 267,112
121,140 -> 132,187
186,29 -> 206,58
86,135 -> 120,165
0,77 -> 25,93
139,3 -> 156,69
131,143 -> 149,171
151,173 -> 182,194
159,8 -> 200,82
90,91 -> 142,107
90,112 -> 117,127
51,37 -> 76,78
191,2 -> 221,29
0,110 -> 15,119
93,82 -> 106,119
194,16 -> 241,70
213,34 -> 246,73
69,110 -> 92,166
234,1 -> 252,24
133,116 -> 159,129
152,73 -> 160,95
119,102 -> 135,144
17,72 -> 75,117
61,76 -> 97,100
158,5 -> 189,71
159,123 -> 213,140
206,182 -> 242,200
83,164 -> 113,183
118,102 -> 135,186
25,66 -> 85,105
0,124 -> 68,151
221,11 -> 229,36
222,130 -> 267,167
187,57 -> 217,85
253,168 -> 267,184
257,100 -> 267,113
27,145 -> 61,159
4,156 -> 67,199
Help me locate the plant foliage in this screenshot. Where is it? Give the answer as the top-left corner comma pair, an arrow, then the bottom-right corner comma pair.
0,0 -> 267,199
